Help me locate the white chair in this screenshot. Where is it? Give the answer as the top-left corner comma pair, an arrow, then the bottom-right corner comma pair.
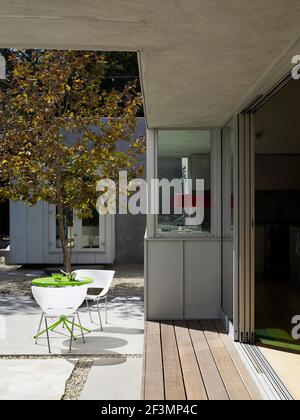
73,270 -> 115,330
32,285 -> 88,353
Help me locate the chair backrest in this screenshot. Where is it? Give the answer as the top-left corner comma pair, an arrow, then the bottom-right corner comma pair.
32,285 -> 87,317
73,269 -> 115,297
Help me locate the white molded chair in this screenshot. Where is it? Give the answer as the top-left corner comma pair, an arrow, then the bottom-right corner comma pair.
73,270 -> 115,330
32,285 -> 87,353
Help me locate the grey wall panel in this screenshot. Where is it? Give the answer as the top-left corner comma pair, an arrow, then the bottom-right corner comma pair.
27,202 -> 44,263
222,239 -> 233,320
116,214 -> 146,264
10,201 -> 27,264
147,241 -> 183,320
185,241 -> 221,319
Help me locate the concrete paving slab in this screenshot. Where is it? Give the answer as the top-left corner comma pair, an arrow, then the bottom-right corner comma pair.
0,296 -> 144,356
0,359 -> 76,400
80,357 -> 143,400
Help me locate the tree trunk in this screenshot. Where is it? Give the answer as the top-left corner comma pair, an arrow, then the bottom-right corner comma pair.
56,146 -> 72,273
57,204 -> 72,273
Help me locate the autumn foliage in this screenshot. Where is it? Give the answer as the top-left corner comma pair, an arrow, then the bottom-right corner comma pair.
0,50 -> 145,271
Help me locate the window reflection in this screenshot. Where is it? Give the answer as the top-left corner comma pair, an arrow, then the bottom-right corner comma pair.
81,208 -> 100,249
157,130 -> 211,235
55,208 -> 74,248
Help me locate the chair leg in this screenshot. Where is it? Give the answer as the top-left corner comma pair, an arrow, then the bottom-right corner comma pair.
35,313 -> 44,344
86,300 -> 93,323
96,300 -> 103,331
69,316 -> 75,352
105,296 -> 108,324
77,312 -> 85,344
45,317 -> 51,354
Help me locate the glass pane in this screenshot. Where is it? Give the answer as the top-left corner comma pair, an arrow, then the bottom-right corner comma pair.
56,208 -> 74,248
157,130 -> 211,234
81,208 -> 100,249
221,120 -> 234,320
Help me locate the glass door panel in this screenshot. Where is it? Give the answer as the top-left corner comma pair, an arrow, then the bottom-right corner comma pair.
81,208 -> 100,249
76,209 -> 106,253
53,207 -> 75,250
50,206 -> 105,253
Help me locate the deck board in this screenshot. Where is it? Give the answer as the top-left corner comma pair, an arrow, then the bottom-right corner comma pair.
214,320 -> 263,400
161,321 -> 186,400
142,320 -> 263,401
200,320 -> 251,401
174,321 -> 207,400
143,321 -> 164,400
188,320 -> 229,400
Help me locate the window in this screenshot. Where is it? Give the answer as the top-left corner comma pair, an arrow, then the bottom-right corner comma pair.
55,208 -> 74,248
157,130 -> 211,235
51,206 -> 106,253
81,207 -> 100,249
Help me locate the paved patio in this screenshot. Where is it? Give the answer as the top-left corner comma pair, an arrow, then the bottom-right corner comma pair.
0,358 -> 76,400
0,264 -> 144,400
0,295 -> 144,356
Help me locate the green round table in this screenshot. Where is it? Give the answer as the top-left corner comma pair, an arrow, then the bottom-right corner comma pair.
32,276 -> 94,340
32,277 -> 93,287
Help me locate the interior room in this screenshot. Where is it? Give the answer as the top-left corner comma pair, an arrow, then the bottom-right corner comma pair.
254,79 -> 300,351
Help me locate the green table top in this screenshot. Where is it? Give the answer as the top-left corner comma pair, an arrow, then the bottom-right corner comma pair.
32,277 -> 93,287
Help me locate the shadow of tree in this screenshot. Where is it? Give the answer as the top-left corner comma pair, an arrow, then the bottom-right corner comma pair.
0,296 -> 39,316
109,283 -> 144,299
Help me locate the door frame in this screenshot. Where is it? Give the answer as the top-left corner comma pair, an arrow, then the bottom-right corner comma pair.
234,112 -> 256,343
233,72 -> 295,343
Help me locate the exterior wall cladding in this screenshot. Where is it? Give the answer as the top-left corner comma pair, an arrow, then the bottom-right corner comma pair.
115,118 -> 146,264
116,213 -> 146,264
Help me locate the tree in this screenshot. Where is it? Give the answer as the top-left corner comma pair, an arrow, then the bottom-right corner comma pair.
0,50 -> 145,272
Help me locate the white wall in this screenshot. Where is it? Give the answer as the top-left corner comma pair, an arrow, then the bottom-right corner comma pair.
10,201 -> 115,265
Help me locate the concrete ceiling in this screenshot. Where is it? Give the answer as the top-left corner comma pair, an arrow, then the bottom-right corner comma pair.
158,130 -> 211,156
0,1 -> 300,128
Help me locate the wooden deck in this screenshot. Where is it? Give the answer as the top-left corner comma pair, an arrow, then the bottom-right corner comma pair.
142,320 -> 263,400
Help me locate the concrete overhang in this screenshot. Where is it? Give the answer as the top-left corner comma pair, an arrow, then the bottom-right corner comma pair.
0,1 -> 300,128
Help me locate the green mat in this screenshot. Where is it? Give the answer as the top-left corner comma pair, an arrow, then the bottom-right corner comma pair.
256,328 -> 300,352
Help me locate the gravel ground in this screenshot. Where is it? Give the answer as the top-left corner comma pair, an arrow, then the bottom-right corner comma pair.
62,358 -> 94,400
0,263 -> 144,298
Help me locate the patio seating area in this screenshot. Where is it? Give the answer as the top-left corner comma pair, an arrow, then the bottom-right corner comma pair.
0,294 -> 144,356
0,265 -> 144,400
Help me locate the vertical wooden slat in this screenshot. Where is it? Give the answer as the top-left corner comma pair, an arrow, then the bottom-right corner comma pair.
161,321 -> 186,400
188,320 -> 229,400
238,115 -> 246,342
144,321 -> 164,400
244,112 -> 251,342
174,321 -> 207,400
233,115 -> 240,341
238,112 -> 256,344
201,320 -> 251,400
250,114 -> 256,343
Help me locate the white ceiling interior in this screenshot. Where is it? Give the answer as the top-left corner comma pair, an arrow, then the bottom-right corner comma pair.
0,1 -> 300,128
